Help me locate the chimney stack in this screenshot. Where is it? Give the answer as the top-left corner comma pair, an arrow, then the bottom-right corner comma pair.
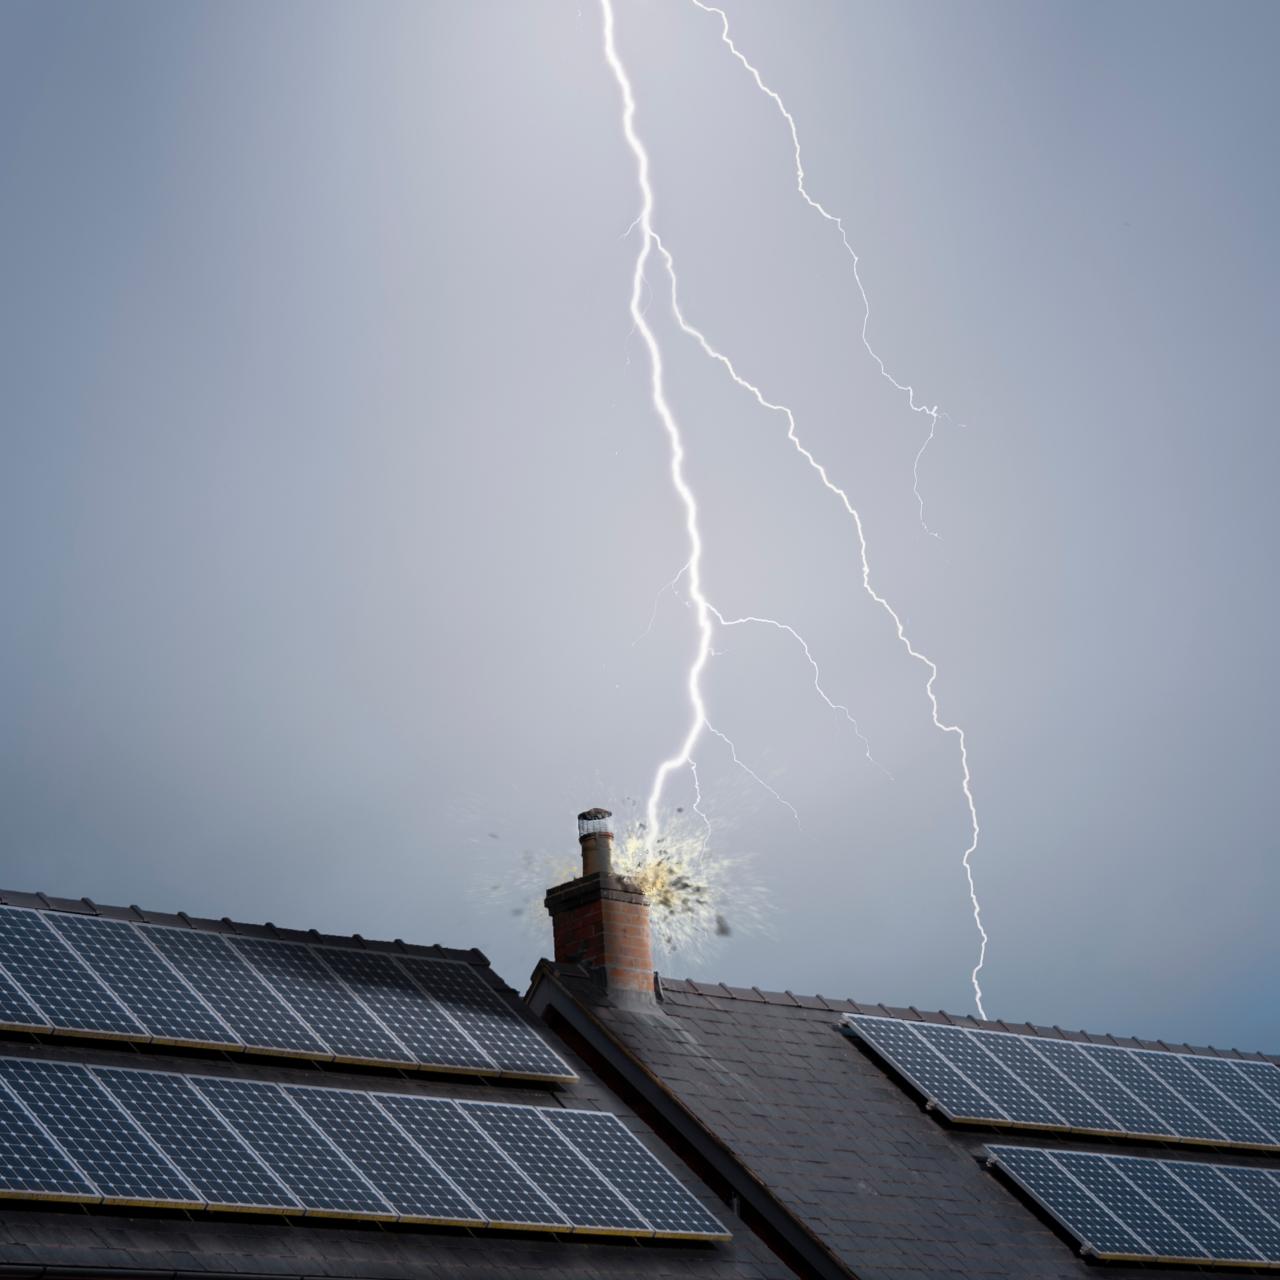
544,808 -> 655,999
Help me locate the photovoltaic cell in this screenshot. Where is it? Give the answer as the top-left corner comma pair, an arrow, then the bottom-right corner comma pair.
1170,1162 -> 1280,1261
0,969 -> 45,1034
1233,1060 -> 1280,1106
974,1031 -> 1115,1132
1188,1057 -> 1280,1142
1054,1150 -> 1202,1259
1218,1166 -> 1280,1234
95,1067 -> 297,1212
1079,1046 -> 1222,1142
397,957 -> 574,1080
987,1145 -> 1145,1257
547,1109 -> 729,1239
0,1059 -> 199,1205
0,1077 -> 95,1199
1029,1038 -> 1170,1138
48,916 -> 235,1049
230,939 -> 410,1066
465,1101 -> 647,1233
141,926 -> 328,1057
911,1024 -> 1064,1127
195,1077 -> 391,1217
378,1094 -> 566,1229
286,1086 -> 481,1224
1135,1049 -> 1267,1146
0,907 -> 141,1037
1110,1154 -> 1256,1261
315,948 -> 495,1073
844,1016 -> 1004,1121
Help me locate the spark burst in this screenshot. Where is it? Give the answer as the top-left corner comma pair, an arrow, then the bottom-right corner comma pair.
599,1 -> 988,1016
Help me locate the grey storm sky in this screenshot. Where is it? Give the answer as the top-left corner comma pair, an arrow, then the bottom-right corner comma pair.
2,2 -> 1277,1050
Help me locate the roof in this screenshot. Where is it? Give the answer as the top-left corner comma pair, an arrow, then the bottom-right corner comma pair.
529,966 -> 1280,1280
0,890 -> 784,1280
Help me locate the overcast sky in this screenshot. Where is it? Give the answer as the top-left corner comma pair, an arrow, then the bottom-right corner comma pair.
2,1 -> 1277,1052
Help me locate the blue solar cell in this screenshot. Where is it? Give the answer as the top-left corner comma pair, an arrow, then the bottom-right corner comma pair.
464,1101 -> 647,1233
1217,1166 -> 1280,1240
141,926 -> 327,1057
912,1024 -> 1064,1127
194,1077 -> 391,1217
1079,1045 -> 1221,1142
1182,1056 -> 1280,1145
1171,1162 -> 1280,1262
1232,1060 -> 1280,1106
48,916 -> 236,1049
314,947 -> 496,1072
547,1109 -> 729,1239
1055,1149 -> 1202,1259
1110,1154 -> 1257,1261
0,1059 -> 199,1205
986,1145 -> 1147,1257
845,1016 -> 1005,1121
0,968 -> 45,1034
95,1068 -> 298,1212
0,1076 -> 95,1199
974,1031 -> 1115,1132
1030,1039 -> 1170,1138
0,907 -> 141,1037
396,957 -> 574,1080
1135,1050 -> 1267,1146
377,1094 -> 566,1229
287,1086 -> 481,1224
230,939 -> 411,1066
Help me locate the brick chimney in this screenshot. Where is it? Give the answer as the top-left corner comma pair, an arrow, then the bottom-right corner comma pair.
544,808 -> 654,998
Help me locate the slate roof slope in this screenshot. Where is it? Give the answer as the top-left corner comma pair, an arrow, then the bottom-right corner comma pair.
0,891 -> 784,1280
530,966 -> 1280,1280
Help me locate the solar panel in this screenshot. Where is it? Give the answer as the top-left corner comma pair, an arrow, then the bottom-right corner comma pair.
95,1067 -> 298,1212
909,1023 -> 1065,1128
0,967 -> 46,1035
464,1100 -> 648,1234
397,956 -> 575,1081
1029,1037 -> 1171,1138
141,925 -> 329,1058
988,1146 -> 1280,1265
843,1015 -> 1004,1122
986,1144 -> 1146,1258
0,907 -> 142,1038
0,1059 -> 200,1206
0,1075 -> 96,1201
286,1086 -> 482,1225
1235,1060 -> 1280,1105
972,1029 -> 1115,1132
1189,1057 -> 1280,1141
230,939 -> 412,1067
315,947 -> 498,1074
1134,1048 -> 1269,1146
1077,1045 -> 1223,1142
47,915 -> 237,1050
194,1077 -> 392,1218
377,1094 -> 567,1230
546,1108 -> 730,1239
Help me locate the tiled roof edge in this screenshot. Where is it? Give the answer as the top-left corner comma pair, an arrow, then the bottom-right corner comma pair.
657,977 -> 1280,1065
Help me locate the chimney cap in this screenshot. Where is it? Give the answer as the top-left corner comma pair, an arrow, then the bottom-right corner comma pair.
577,808 -> 613,837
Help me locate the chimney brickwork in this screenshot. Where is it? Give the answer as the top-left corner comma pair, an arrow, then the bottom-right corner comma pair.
545,808 -> 654,997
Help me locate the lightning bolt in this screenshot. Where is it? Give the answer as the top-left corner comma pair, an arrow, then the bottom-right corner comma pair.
691,0 -> 947,539
600,0 -> 987,1016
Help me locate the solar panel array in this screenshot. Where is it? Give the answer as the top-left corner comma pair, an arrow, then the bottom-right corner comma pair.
0,1057 -> 728,1238
988,1145 -> 1280,1266
844,1014 -> 1280,1152
0,906 -> 573,1081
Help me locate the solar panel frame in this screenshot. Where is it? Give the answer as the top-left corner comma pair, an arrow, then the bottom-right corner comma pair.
1133,1048 -> 1270,1148
0,1059 -> 202,1208
546,1107 -> 731,1240
193,1077 -> 395,1220
312,946 -> 501,1075
229,938 -> 415,1068
0,1074 -> 99,1203
0,907 -> 144,1040
462,1100 -> 650,1236
285,1085 -> 484,1227
396,956 -> 576,1082
842,1015 -> 1006,1123
141,924 -> 331,1059
47,915 -> 239,1051
93,1066 -> 300,1214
